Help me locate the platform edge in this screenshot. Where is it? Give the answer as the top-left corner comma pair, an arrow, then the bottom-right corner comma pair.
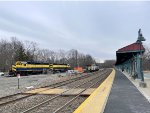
73,69 -> 116,113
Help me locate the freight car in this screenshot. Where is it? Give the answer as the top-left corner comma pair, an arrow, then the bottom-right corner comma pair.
86,64 -> 99,72
9,61 -> 70,76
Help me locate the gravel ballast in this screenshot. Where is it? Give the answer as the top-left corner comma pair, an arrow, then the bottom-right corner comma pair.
0,69 -> 111,113
0,73 -> 81,98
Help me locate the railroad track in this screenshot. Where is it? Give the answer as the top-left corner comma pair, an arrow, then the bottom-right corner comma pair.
20,69 -> 112,113
0,69 -> 105,106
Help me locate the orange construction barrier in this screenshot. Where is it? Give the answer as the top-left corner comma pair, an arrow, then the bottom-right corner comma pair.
74,67 -> 84,73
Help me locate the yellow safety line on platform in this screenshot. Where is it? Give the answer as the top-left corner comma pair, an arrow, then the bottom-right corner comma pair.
73,69 -> 116,113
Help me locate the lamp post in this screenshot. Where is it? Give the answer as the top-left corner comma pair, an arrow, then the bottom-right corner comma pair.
140,41 -> 144,82
136,29 -> 146,87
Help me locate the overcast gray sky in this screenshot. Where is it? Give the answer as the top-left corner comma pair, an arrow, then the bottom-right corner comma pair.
0,1 -> 150,62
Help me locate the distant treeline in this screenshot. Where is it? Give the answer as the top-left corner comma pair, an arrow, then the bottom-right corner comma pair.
142,45 -> 150,70
98,60 -> 116,68
0,37 -> 95,72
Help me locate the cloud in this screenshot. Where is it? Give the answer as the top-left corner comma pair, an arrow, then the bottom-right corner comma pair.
0,1 -> 150,60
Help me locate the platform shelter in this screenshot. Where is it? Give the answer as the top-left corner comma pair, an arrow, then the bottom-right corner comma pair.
115,29 -> 146,82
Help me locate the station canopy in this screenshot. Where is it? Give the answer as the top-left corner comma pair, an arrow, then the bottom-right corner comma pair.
115,42 -> 145,65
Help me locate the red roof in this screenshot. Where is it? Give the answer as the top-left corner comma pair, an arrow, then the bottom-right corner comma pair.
117,43 -> 145,53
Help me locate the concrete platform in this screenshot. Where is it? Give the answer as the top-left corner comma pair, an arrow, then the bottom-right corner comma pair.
104,70 -> 150,113
123,71 -> 150,102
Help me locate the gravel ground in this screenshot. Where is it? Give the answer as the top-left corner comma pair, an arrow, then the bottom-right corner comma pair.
29,96 -> 75,113
0,69 -> 111,113
28,96 -> 87,113
0,94 -> 54,113
60,96 -> 87,113
0,94 -> 25,105
60,69 -> 110,89
0,73 -> 82,98
25,71 -> 107,113
58,71 -> 101,89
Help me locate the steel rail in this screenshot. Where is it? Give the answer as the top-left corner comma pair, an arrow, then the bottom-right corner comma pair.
0,70 -> 104,106
41,70 -> 102,88
21,69 -> 110,113
53,71 -> 110,113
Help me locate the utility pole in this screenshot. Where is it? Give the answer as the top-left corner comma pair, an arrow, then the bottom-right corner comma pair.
75,50 -> 78,68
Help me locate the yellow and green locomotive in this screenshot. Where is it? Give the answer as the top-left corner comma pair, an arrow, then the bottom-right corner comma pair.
9,61 -> 70,76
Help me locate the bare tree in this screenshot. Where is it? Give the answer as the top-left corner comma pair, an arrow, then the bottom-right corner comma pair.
0,37 -> 97,72
142,45 -> 150,70
0,39 -> 11,71
24,40 -> 38,61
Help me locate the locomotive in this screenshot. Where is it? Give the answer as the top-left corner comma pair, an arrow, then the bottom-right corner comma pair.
9,61 -> 70,76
